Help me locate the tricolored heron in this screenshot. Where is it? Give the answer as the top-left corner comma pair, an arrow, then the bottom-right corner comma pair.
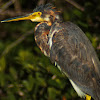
1,3 -> 100,100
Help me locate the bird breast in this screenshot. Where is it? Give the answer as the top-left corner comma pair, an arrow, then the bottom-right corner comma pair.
34,22 -> 51,57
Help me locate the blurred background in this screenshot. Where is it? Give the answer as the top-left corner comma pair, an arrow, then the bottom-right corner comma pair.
0,0 -> 100,100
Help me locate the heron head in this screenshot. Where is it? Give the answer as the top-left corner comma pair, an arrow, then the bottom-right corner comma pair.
1,4 -> 61,23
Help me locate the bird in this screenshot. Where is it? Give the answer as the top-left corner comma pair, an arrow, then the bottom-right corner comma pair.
1,3 -> 100,100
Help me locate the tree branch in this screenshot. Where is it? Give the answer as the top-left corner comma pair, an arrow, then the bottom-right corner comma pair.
65,0 -> 85,11
0,0 -> 13,13
12,0 -> 21,13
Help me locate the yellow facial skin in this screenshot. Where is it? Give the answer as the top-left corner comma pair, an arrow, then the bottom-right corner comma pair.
1,12 -> 44,23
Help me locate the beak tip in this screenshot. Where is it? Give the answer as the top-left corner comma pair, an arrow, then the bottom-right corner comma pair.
1,21 -> 4,23
1,20 -> 7,23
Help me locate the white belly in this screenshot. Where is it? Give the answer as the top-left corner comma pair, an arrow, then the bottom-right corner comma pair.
69,79 -> 86,98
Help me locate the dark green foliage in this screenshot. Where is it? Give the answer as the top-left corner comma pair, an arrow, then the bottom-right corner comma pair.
0,0 -> 100,100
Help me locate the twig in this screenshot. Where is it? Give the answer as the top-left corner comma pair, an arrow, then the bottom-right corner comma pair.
0,10 -> 30,21
0,0 -> 21,13
0,30 -> 34,58
0,10 -> 29,16
38,0 -> 45,6
0,0 -> 13,13
65,0 -> 85,11
12,0 -> 21,13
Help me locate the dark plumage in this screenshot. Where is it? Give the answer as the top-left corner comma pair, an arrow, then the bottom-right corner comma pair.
33,4 -> 100,99
49,21 -> 100,99
1,3 -> 100,100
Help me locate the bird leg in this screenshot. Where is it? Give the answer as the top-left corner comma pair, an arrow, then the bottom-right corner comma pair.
86,95 -> 91,100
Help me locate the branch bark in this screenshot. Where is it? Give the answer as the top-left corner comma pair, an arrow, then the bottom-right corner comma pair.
0,0 -> 13,13
12,0 -> 21,13
65,0 -> 85,11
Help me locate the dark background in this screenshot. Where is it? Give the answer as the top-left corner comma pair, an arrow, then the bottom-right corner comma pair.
0,0 -> 100,100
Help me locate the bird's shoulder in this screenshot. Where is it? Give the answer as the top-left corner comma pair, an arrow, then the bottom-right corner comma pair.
49,21 -> 100,85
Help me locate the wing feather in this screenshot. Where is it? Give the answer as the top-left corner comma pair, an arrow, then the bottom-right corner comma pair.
49,21 -> 100,99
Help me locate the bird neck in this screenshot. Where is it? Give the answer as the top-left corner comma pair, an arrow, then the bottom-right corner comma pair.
34,16 -> 62,57
34,22 -> 51,57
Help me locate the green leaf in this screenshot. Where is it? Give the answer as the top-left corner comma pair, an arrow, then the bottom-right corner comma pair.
0,57 -> 6,72
23,75 -> 35,91
0,72 -> 6,87
9,67 -> 17,80
48,87 -> 60,100
8,93 -> 16,100
72,9 -> 83,18
36,72 -> 47,87
47,65 -> 63,78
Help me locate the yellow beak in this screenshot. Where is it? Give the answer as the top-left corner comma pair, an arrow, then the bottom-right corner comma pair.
1,12 -> 43,23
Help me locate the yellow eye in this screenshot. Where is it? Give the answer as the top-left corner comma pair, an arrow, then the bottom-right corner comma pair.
31,12 -> 42,17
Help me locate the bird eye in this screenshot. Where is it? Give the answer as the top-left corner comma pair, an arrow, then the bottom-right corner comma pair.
38,12 -> 41,16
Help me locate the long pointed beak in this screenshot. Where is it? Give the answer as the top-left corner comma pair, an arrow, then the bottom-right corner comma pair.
1,12 -> 43,23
